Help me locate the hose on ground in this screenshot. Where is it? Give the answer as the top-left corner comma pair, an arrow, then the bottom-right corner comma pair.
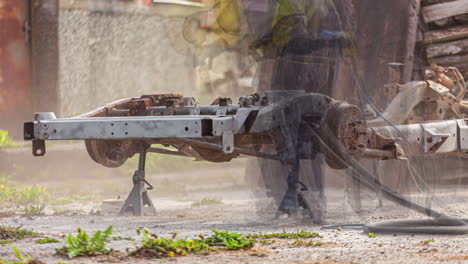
314,128 -> 468,234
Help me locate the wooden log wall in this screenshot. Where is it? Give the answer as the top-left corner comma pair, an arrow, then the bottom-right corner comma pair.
422,0 -> 468,79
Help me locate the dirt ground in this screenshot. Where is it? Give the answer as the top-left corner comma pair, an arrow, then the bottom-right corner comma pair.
1,188 -> 468,264
1,146 -> 468,264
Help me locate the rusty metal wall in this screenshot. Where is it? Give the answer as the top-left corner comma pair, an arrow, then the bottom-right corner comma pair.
0,0 -> 31,135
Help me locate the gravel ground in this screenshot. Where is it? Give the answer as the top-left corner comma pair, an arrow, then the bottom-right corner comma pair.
2,145 -> 468,264
1,188 -> 468,264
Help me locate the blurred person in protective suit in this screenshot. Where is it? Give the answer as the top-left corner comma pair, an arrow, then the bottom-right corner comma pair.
242,0 -> 356,223
245,0 -> 356,223
192,0 -> 356,223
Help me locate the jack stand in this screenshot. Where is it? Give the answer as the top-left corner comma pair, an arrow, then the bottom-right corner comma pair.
275,159 -> 315,219
120,143 -> 157,216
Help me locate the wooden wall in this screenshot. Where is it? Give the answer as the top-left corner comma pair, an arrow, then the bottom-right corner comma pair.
422,0 -> 468,80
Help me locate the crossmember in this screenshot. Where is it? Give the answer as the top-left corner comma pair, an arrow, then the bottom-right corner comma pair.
25,115 -> 235,140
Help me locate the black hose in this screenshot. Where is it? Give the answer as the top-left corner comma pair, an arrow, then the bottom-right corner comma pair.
364,219 -> 468,235
314,127 -> 468,234
320,224 -> 365,231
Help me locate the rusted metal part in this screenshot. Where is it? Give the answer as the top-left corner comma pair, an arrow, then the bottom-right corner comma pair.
425,64 -> 455,89
187,139 -> 239,162
180,138 -> 280,160
366,128 -> 407,160
424,65 -> 467,119
76,98 -> 134,118
367,128 -> 401,151
129,98 -> 152,116
77,94 -> 187,118
320,101 -> 368,169
0,0 -> 31,130
141,93 -> 184,106
147,147 -> 188,157
108,109 -> 131,116
85,140 -> 138,168
211,97 -> 232,106
369,67 -> 468,127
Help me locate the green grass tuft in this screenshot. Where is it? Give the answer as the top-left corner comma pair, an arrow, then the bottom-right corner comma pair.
35,237 -> 60,244
191,197 -> 223,207
0,184 -> 49,215
422,239 -> 435,245
289,240 -> 323,247
0,226 -> 37,240
252,231 -> 322,239
0,130 -> 20,148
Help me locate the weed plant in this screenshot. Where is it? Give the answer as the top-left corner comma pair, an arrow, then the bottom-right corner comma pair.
289,240 -> 324,247
132,229 -> 255,258
206,230 -> 255,250
55,226 -> 113,258
0,226 -> 37,240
